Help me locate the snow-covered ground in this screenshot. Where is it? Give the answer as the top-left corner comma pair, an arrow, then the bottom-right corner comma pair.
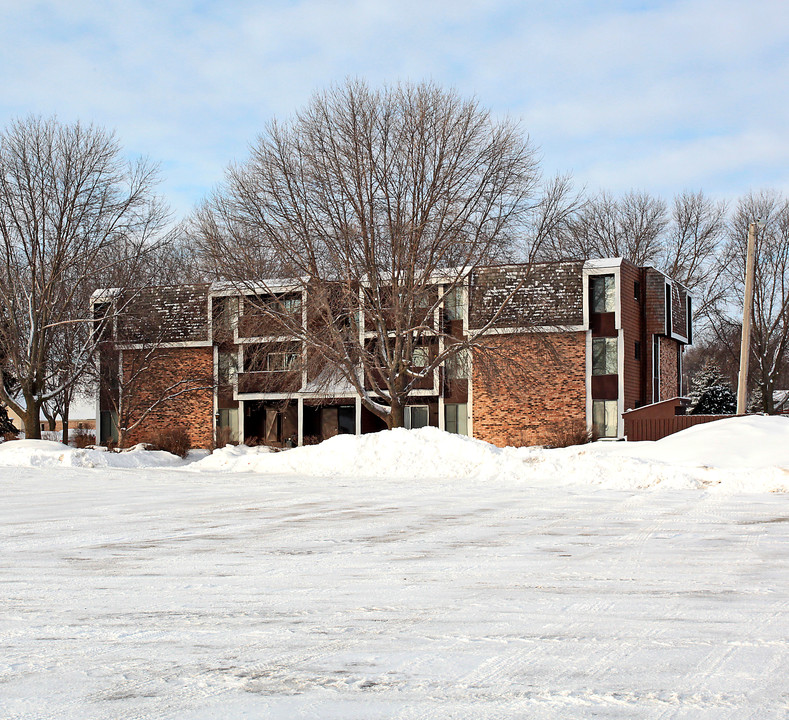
1,416 -> 788,718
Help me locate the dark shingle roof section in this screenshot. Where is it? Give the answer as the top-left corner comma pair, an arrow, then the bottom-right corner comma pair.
116,284 -> 210,344
469,261 -> 585,328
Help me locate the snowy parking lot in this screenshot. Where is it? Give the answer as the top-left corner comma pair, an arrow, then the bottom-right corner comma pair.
2,418 -> 789,718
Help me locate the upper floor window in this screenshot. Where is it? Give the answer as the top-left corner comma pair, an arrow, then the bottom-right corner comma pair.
592,337 -> 618,375
590,275 -> 615,313
266,351 -> 299,372
412,346 -> 429,368
443,287 -> 464,321
446,348 -> 469,380
218,351 -> 238,384
279,296 -> 302,316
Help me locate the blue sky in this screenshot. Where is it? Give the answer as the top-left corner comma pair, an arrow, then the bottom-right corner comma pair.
2,0 -> 788,219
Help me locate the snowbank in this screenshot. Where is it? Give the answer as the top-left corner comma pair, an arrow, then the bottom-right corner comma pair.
0,439 -> 186,469
190,416 -> 789,493
2,416 -> 788,492
521,415 -> 789,492
191,427 -> 529,481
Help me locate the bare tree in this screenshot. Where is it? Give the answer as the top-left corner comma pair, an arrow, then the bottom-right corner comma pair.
0,116 -> 168,438
566,190 -> 668,266
194,80 -> 546,428
659,190 -> 727,323
708,190 -> 789,413
542,187 -> 726,331
530,173 -> 587,261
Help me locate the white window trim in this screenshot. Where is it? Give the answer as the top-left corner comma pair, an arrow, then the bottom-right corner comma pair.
583,261 -> 625,439
405,405 -> 430,430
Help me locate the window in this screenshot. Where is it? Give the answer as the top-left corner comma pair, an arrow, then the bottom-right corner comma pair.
634,341 -> 641,361
592,399 -> 618,438
217,408 -> 240,443
634,281 -> 641,302
590,275 -> 615,313
218,351 -> 238,384
279,296 -> 302,316
93,301 -> 112,341
338,406 -> 356,435
665,283 -> 673,335
214,296 -> 239,334
406,405 -> 429,429
443,287 -> 464,321
266,352 -> 298,372
446,349 -> 469,380
412,346 -> 429,367
592,337 -> 618,375
444,403 -> 468,435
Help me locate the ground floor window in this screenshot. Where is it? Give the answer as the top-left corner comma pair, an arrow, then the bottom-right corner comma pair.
444,403 -> 468,435
406,405 -> 429,429
592,399 -> 618,438
217,408 -> 240,444
99,410 -> 118,445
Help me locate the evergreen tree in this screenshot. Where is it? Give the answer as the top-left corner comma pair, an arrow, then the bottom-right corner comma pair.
747,386 -> 764,414
0,372 -> 19,435
0,403 -> 17,435
689,359 -> 736,414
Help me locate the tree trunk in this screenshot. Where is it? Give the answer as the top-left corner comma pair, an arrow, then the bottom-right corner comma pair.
387,401 -> 405,429
763,379 -> 775,414
61,401 -> 71,445
22,397 -> 41,439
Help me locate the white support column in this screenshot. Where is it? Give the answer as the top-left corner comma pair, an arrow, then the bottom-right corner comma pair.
212,345 -> 219,444
297,396 -> 304,446
438,396 -> 445,431
355,396 -> 362,435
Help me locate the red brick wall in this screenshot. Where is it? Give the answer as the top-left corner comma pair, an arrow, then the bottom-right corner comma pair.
122,346 -> 214,449
619,262 -> 644,411
658,337 -> 679,401
472,331 -> 587,447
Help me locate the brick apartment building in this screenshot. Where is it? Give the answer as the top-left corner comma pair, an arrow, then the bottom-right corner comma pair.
94,258 -> 691,449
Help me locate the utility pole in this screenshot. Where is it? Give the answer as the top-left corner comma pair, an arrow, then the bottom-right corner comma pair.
736,221 -> 759,414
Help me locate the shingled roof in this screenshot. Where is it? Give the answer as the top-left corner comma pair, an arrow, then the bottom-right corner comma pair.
469,261 -> 585,329
115,284 -> 210,345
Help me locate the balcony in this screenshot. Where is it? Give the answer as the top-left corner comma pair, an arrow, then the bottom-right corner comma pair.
237,371 -> 301,394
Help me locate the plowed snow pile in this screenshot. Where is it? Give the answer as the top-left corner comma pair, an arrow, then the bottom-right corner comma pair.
0,439 -> 189,469
191,426 -> 527,480
191,415 -> 789,492
2,416 -> 788,491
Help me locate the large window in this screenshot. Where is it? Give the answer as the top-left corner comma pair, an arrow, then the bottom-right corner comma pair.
592,399 -> 618,438
446,348 -> 469,380
406,405 -> 429,429
266,351 -> 299,372
218,351 -> 238,384
590,274 -> 615,313
592,337 -> 618,375
444,403 -> 468,435
443,287 -> 464,321
279,296 -> 302,316
217,408 -> 240,443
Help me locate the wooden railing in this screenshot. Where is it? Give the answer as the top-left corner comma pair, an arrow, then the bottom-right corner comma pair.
624,414 -> 734,442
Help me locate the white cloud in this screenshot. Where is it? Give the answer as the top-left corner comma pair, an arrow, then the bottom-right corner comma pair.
1,0 -> 788,216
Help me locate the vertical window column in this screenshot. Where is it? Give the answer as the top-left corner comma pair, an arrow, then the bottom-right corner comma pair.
589,274 -> 618,438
